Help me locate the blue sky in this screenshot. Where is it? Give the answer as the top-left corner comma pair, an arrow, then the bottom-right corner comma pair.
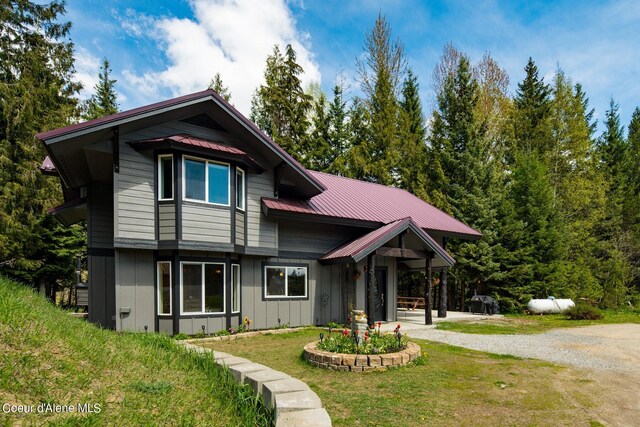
67,0 -> 640,134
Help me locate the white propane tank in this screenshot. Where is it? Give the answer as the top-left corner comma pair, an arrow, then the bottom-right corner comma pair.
527,297 -> 575,314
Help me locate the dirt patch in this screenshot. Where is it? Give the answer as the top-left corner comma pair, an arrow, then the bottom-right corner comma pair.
557,324 -> 640,426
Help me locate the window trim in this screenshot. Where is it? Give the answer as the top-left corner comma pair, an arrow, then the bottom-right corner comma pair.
263,265 -> 308,300
236,168 -> 245,211
158,154 -> 174,201
231,263 -> 240,313
157,261 -> 172,316
180,261 -> 226,315
182,155 -> 231,207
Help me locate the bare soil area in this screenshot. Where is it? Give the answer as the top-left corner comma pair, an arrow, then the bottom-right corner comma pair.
412,323 -> 640,426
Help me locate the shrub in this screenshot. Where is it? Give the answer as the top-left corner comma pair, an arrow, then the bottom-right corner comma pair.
565,303 -> 603,320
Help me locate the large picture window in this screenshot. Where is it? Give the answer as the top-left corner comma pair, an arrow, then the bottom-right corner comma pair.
264,266 -> 307,299
181,262 -> 225,314
158,155 -> 173,200
157,262 -> 172,315
183,156 -> 230,205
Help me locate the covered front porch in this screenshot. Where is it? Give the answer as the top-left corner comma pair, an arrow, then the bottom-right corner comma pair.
319,218 -> 454,325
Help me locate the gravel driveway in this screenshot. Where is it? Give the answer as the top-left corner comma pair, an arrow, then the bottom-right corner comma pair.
408,323 -> 640,372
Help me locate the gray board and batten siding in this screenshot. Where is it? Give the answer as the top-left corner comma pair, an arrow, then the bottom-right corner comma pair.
87,182 -> 115,329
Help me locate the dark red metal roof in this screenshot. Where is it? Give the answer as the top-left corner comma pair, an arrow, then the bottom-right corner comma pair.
130,134 -> 264,170
264,171 -> 481,239
36,89 -> 325,193
131,134 -> 245,155
319,218 -> 455,265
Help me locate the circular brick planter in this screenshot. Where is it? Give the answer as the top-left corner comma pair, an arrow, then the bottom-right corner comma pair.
303,341 -> 421,372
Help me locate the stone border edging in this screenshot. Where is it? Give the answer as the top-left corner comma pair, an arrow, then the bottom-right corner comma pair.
177,340 -> 331,427
303,341 -> 421,372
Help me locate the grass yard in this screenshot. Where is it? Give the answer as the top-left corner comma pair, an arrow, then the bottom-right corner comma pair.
436,310 -> 640,335
203,328 -> 607,426
0,276 -> 268,426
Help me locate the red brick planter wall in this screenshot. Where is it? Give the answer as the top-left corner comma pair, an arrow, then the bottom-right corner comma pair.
303,341 -> 421,372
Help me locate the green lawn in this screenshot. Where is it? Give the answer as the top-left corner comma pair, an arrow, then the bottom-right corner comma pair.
203,328 -> 606,426
0,276 -> 268,426
436,310 -> 640,334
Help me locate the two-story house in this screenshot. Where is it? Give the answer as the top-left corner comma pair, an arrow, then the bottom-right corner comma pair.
37,89 -> 480,335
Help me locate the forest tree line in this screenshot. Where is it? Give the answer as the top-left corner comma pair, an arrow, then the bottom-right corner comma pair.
1,3 -> 639,310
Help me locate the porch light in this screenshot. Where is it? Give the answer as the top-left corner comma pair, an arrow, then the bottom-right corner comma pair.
201,324 -> 206,334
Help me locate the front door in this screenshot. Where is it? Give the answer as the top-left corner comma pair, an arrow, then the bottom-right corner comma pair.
372,268 -> 387,322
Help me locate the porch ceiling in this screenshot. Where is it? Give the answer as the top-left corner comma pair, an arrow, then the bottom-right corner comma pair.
318,218 -> 455,266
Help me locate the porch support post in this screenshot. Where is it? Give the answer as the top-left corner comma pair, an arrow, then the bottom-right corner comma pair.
425,252 -> 433,325
438,268 -> 448,318
367,253 -> 376,324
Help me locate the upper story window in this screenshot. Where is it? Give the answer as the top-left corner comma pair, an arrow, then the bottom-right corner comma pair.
158,155 -> 173,201
183,156 -> 230,206
236,168 -> 245,211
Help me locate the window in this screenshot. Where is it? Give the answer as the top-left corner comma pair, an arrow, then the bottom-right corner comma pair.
232,264 -> 240,313
158,155 -> 173,200
183,156 -> 230,205
157,262 -> 172,315
181,262 -> 225,314
264,266 -> 307,298
236,168 -> 245,210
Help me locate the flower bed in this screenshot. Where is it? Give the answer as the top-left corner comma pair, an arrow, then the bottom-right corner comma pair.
303,341 -> 421,372
317,323 -> 407,355
304,323 -> 421,372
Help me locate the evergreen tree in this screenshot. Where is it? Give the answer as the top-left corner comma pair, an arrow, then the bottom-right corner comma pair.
547,70 -> 606,301
208,72 -> 231,102
428,55 -> 501,299
356,13 -> 405,184
84,58 -> 118,120
307,92 -> 331,171
493,153 -> 567,310
0,1 -> 82,284
594,99 -> 636,307
512,58 -> 552,157
343,97 -> 371,180
597,99 -> 627,181
397,69 -> 428,199
325,82 -> 351,176
250,44 -> 312,163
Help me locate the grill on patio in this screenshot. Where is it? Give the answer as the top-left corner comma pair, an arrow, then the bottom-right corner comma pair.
470,295 -> 499,315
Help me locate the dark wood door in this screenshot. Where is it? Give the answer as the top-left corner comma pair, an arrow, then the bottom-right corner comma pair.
373,268 -> 387,322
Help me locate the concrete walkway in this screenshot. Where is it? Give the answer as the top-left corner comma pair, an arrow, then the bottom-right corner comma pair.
379,309 -> 502,333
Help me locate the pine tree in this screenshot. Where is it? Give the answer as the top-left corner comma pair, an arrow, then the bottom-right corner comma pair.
84,58 -> 118,120
307,92 -> 330,171
0,1 -> 83,285
208,72 -> 231,102
494,153 -> 567,309
325,82 -> 351,176
397,69 -> 428,199
547,69 -> 606,301
512,58 -> 552,157
356,13 -> 406,184
428,54 -> 501,299
594,99 -> 635,307
597,99 -> 627,180
250,44 -> 312,163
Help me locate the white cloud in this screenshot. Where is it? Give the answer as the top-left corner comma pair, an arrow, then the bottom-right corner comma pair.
121,0 -> 321,115
74,47 -> 101,99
